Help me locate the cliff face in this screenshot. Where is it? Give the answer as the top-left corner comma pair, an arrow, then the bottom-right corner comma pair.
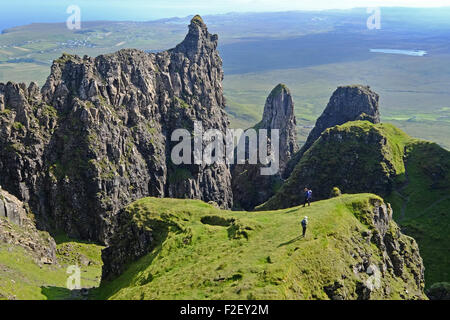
232,84 -> 298,210
259,84 -> 298,173
284,85 -> 380,179
0,16 -> 233,243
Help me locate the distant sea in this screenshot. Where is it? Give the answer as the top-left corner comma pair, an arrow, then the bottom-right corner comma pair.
0,8 -> 147,33
370,49 -> 428,56
0,17 -> 64,33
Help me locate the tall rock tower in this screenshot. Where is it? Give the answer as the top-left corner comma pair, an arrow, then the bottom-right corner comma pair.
259,84 -> 299,174
232,84 -> 298,210
0,16 -> 233,243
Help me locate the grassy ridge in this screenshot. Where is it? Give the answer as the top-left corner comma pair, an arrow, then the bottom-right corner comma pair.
259,120 -> 448,287
93,195 -> 423,300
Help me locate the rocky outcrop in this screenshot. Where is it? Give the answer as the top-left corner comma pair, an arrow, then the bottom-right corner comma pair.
334,197 -> 425,300
368,200 -> 424,291
0,16 -> 233,244
99,195 -> 425,299
258,121 -> 401,210
101,205 -> 154,280
284,85 -> 380,179
1,186 -> 29,226
304,85 -> 380,150
232,84 -> 298,210
0,188 -> 57,266
258,84 -> 298,173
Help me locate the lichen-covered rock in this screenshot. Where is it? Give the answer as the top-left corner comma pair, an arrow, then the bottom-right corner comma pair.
0,82 -> 56,210
324,197 -> 425,300
0,16 -> 233,244
284,85 -> 380,179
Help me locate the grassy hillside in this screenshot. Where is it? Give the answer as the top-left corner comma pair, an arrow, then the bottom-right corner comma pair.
387,141 -> 450,286
93,195 -> 425,300
0,229 -> 103,300
260,121 -> 449,288
258,122 -> 411,210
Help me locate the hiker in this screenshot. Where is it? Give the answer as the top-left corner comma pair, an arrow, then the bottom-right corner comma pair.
301,216 -> 308,237
303,187 -> 312,207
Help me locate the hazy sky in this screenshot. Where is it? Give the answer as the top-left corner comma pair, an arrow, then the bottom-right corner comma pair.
1,0 -> 450,31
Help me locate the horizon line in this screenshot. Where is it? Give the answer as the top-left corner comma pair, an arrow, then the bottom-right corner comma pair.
3,6 -> 450,31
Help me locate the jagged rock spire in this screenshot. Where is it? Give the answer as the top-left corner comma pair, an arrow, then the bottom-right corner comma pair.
231,84 -> 298,211
174,15 -> 218,58
259,83 -> 298,174
304,85 -> 380,151
0,17 -> 232,244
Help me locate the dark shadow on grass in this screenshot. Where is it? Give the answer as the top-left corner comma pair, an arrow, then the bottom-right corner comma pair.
52,232 -> 103,246
40,286 -> 73,300
278,235 -> 303,248
91,244 -> 163,300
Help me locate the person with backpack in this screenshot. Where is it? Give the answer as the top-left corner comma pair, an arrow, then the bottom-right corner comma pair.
301,216 -> 308,237
303,187 -> 312,207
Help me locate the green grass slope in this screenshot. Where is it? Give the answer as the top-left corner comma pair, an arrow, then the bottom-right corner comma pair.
93,195 -> 425,300
259,121 -> 449,288
387,141 -> 450,286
